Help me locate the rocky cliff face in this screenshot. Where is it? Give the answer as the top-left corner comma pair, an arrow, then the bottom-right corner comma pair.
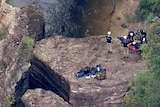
0,1 -> 146,107
29,35 -> 146,107
0,4 -> 44,107
28,56 -> 70,102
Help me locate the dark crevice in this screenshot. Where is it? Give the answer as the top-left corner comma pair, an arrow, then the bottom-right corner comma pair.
13,56 -> 70,107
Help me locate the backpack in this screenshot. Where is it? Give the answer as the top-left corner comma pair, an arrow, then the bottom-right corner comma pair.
95,69 -> 106,80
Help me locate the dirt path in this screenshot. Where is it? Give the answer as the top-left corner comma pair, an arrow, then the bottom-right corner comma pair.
110,0 -> 142,37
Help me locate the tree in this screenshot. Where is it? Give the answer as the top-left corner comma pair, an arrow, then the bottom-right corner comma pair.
124,20 -> 160,107
135,0 -> 160,21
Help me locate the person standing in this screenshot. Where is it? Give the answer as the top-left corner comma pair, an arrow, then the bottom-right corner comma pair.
127,31 -> 135,42
106,31 -> 112,53
140,30 -> 147,44
122,35 -> 130,58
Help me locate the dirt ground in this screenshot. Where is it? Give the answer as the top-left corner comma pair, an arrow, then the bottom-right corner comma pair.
34,34 -> 147,106
0,0 -> 147,106
23,0 -> 147,106
110,0 -> 145,37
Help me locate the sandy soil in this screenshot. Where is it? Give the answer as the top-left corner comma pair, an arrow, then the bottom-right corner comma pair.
33,34 -> 147,106
110,0 -> 144,37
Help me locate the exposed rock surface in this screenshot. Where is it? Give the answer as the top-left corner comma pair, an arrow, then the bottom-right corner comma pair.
21,5 -> 45,40
8,0 -> 88,37
22,89 -> 69,107
0,4 -> 20,107
31,35 -> 146,107
0,1 -> 146,107
0,4 -> 44,106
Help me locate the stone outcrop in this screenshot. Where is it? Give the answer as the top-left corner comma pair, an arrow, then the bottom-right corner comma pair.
0,4 -> 44,106
30,35 -> 146,107
28,56 -> 70,102
22,89 -> 69,107
0,1 -> 146,107
20,5 -> 45,41
0,4 -> 20,107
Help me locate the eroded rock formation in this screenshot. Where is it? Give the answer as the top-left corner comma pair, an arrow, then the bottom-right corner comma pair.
28,35 -> 146,107
0,4 -> 44,106
0,1 -> 146,107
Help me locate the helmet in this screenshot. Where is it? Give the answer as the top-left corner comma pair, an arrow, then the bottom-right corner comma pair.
130,33 -> 133,36
140,29 -> 143,33
107,31 -> 111,35
132,42 -> 136,45
123,35 -> 127,39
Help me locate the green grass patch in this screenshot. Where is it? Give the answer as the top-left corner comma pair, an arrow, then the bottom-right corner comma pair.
0,32 -> 6,40
19,36 -> 34,63
7,94 -> 15,107
0,26 -> 8,40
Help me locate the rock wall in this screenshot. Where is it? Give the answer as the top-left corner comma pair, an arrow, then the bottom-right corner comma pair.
8,0 -> 87,37
28,56 -> 70,102
0,4 -> 44,107
0,1 -> 146,107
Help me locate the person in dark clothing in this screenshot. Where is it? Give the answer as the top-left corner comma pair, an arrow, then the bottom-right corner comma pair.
140,30 -> 147,44
106,31 -> 112,53
127,31 -> 135,42
135,30 -> 142,41
131,41 -> 141,49
122,36 -> 130,58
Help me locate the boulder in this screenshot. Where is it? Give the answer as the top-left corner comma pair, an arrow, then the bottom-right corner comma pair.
22,89 -> 69,107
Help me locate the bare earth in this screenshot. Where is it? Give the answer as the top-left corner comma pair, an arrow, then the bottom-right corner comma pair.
110,0 -> 144,37
0,0 -> 147,106
33,35 -> 146,106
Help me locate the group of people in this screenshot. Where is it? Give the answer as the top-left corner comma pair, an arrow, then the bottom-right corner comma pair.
106,29 -> 147,58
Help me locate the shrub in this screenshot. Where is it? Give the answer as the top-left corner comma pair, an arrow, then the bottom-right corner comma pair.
145,12 -> 154,25
135,0 -> 160,21
19,36 -> 34,63
7,94 -> 15,107
123,20 -> 160,107
140,44 -> 149,59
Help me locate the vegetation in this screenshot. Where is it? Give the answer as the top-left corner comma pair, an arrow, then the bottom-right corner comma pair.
7,94 -> 15,107
123,20 -> 160,107
135,0 -> 160,21
124,1 -> 160,106
0,32 -> 6,40
0,27 -> 8,40
19,36 -> 34,63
